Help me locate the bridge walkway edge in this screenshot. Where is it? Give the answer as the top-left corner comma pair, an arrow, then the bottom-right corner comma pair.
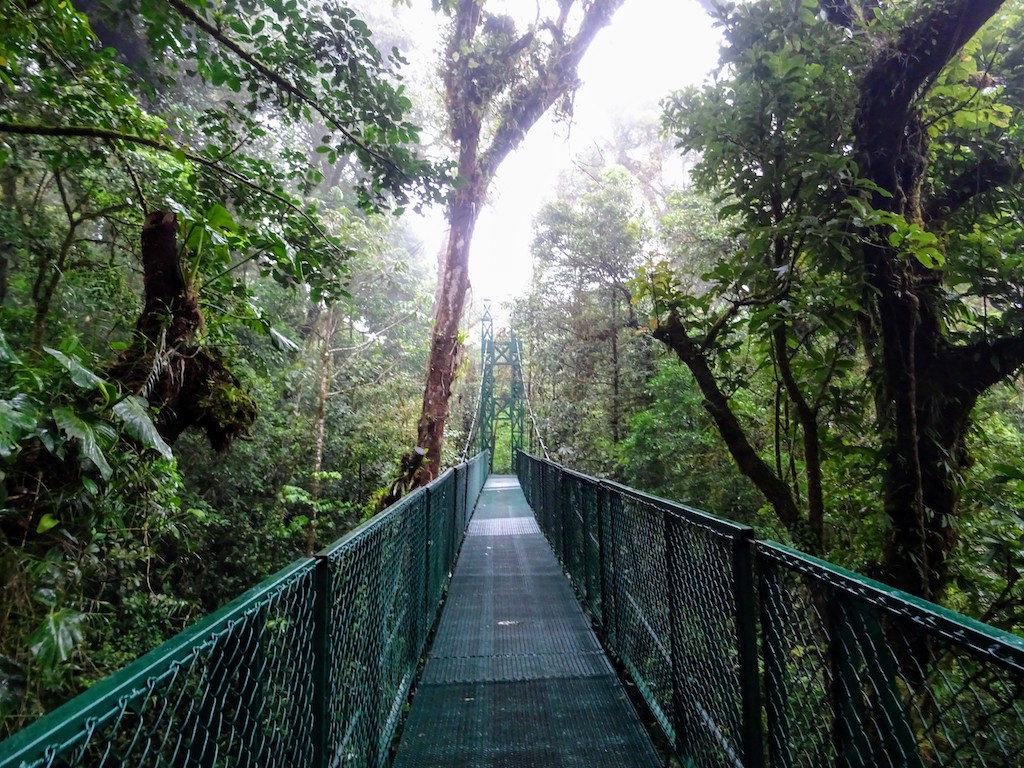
393,474 -> 661,767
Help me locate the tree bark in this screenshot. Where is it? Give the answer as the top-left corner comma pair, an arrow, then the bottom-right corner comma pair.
412,0 -> 624,484
108,212 -> 255,449
654,311 -> 820,551
307,306 -> 338,556
852,0 -> 1008,598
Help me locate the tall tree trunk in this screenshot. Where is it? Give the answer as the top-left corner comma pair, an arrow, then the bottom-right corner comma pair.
410,0 -> 624,484
852,0 -> 1007,598
610,319 -> 621,445
307,306 -> 338,556
417,149 -> 482,478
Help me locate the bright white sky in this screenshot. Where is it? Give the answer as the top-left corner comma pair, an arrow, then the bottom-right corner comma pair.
402,1 -> 722,311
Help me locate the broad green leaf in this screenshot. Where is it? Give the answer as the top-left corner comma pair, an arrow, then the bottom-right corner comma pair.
28,610 -> 86,669
112,397 -> 173,460
36,513 -> 60,534
44,348 -> 107,393
0,395 -> 38,457
53,407 -> 112,480
0,330 -> 20,365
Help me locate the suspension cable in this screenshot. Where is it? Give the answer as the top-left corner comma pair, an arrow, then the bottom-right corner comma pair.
515,336 -> 550,459
460,370 -> 485,461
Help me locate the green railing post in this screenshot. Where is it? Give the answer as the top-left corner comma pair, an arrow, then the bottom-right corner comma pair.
758,554 -> 791,768
312,556 -> 331,768
732,532 -> 764,768
849,602 -> 925,767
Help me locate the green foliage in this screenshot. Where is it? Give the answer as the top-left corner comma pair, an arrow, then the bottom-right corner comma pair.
0,334 -> 192,734
950,389 -> 1024,632
0,0 -> 446,321
653,0 -> 1024,600
619,358 -> 766,525
519,167 -> 651,476
0,0 -> 445,737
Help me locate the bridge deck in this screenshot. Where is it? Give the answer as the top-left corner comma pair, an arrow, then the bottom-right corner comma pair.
393,475 -> 660,767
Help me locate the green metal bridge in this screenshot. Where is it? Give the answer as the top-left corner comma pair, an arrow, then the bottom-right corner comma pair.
2,453 -> 1024,767
3,312 -> 1024,766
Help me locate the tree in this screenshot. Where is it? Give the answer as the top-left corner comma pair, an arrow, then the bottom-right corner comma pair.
0,0 -> 443,507
1,0 -> 441,447
654,0 -> 1024,600
411,0 -> 625,484
0,0 -> 442,730
519,167 -> 649,474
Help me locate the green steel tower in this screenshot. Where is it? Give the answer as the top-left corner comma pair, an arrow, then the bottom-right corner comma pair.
477,302 -> 526,473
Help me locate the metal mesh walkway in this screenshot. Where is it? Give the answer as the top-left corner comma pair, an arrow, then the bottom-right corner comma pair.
393,475 -> 660,767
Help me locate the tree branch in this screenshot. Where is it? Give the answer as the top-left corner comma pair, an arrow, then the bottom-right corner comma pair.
478,0 -> 623,179
945,331 -> 1024,400
854,0 -> 1005,203
163,0 -> 402,177
0,121 -> 339,251
771,323 -> 825,545
654,310 -> 815,549
923,150 -> 1023,225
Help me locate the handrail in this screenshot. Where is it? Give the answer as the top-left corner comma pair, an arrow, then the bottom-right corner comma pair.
516,449 -> 1024,768
0,558 -> 318,768
0,452 -> 490,768
758,541 -> 1024,674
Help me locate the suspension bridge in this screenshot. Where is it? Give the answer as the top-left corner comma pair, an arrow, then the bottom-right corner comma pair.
2,312 -> 1024,767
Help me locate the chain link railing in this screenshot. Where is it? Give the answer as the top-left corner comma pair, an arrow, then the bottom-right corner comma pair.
0,452 -> 489,768
517,450 -> 1024,768
759,542 -> 1024,768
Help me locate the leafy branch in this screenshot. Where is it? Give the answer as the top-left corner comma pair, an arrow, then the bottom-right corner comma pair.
163,0 -> 405,180
0,121 -> 340,253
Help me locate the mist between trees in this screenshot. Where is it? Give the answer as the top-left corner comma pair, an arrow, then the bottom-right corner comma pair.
2,0 -> 1024,737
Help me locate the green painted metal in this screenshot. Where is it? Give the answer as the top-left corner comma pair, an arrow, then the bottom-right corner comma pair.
516,450 -> 1024,768
0,452 -> 490,768
9,448 -> 1022,768
477,302 -> 526,472
518,451 -> 759,767
758,541 -> 1024,767
0,558 -> 319,768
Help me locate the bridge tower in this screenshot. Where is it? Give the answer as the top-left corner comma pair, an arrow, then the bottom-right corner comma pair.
477,302 -> 526,473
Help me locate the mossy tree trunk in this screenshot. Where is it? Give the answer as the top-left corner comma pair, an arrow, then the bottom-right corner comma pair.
411,0 -> 625,487
108,211 -> 255,450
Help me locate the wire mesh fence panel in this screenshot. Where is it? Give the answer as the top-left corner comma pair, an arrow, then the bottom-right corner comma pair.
760,542 -> 1024,768
598,483 -> 617,647
663,510 -> 757,767
563,470 -> 589,605
467,451 -> 489,506
2,453 -> 490,768
322,497 -> 412,768
582,480 -> 602,624
611,488 -> 675,739
425,481 -> 454,628
320,467 -> 469,768
0,560 -> 318,768
518,452 -> 1024,768
541,461 -> 561,561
